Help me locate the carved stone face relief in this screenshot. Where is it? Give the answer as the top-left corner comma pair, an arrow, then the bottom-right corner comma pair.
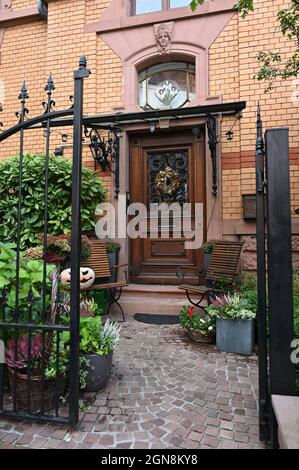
154,23 -> 173,55
0,1 -> 12,9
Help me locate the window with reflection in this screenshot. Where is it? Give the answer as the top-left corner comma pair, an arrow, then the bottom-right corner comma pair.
133,0 -> 190,15
139,62 -> 196,110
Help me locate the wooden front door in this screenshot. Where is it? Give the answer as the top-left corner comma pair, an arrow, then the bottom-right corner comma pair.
129,130 -> 205,284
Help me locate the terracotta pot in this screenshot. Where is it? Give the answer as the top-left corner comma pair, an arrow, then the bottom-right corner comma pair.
187,329 -> 215,344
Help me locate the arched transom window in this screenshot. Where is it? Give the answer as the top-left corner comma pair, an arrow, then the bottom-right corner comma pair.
139,62 -> 196,110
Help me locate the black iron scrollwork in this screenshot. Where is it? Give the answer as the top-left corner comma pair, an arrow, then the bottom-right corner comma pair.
42,73 -> 55,114
149,151 -> 188,205
86,127 -> 121,199
16,81 -> 29,124
207,114 -> 218,197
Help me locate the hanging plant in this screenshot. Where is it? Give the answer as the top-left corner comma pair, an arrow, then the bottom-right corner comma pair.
155,166 -> 181,199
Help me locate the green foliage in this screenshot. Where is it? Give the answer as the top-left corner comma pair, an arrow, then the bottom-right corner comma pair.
105,239 -> 121,254
238,273 -> 258,315
203,240 -> 215,254
79,317 -> 121,356
0,154 -> 106,249
180,306 -> 216,335
206,293 -> 256,320
0,242 -> 55,315
190,1 -> 299,91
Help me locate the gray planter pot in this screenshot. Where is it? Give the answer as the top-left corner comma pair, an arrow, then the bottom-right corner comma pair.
108,253 -> 119,283
82,352 -> 113,392
204,253 -> 212,271
216,318 -> 254,356
108,253 -> 119,300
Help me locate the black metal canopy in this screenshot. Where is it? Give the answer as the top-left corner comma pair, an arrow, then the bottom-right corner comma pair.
32,101 -> 246,130
0,100 -> 246,198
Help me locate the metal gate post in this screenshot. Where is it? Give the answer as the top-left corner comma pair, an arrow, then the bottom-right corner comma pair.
255,105 -> 269,442
265,128 -> 296,448
69,56 -> 90,426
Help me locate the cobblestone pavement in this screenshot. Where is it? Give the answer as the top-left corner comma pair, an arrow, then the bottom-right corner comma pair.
0,318 -> 266,449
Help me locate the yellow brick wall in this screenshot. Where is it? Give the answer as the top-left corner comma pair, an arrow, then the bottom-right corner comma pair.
0,0 -> 298,212
12,1 -> 36,9
210,0 -> 299,220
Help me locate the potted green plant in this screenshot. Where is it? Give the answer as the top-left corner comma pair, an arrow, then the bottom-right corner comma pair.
80,316 -> 121,392
206,293 -> 256,355
203,240 -> 215,271
104,238 -> 121,283
179,306 -> 216,344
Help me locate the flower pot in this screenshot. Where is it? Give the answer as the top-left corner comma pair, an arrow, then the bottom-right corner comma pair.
204,253 -> 212,271
8,369 -> 67,412
108,253 -> 119,283
82,352 -> 113,392
216,318 -> 254,356
108,253 -> 119,299
187,329 -> 215,344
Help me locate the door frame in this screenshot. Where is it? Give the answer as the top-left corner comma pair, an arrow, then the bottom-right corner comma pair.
128,129 -> 206,284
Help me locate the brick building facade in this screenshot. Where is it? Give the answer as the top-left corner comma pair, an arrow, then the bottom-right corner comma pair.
0,0 -> 298,281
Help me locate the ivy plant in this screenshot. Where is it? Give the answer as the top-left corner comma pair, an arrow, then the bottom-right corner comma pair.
0,154 -> 106,249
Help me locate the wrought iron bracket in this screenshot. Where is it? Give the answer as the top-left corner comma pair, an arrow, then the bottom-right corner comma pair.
206,114 -> 218,197
85,126 -> 121,199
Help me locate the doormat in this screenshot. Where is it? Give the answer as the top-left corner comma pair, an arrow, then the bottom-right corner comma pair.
134,313 -> 180,325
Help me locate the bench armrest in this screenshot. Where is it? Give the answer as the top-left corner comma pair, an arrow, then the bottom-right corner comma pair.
111,263 -> 129,284
176,265 -> 205,282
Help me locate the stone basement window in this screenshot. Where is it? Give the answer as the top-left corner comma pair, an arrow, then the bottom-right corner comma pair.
131,0 -> 190,15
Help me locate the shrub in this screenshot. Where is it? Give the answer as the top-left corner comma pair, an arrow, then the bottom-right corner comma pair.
0,154 -> 106,249
0,242 -> 55,314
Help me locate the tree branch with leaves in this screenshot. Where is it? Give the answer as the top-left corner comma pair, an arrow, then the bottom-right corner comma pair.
190,0 -> 299,91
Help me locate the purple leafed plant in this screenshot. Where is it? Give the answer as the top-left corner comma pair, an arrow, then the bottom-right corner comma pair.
5,334 -> 43,372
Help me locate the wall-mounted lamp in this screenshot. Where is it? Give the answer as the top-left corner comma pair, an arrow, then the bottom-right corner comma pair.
61,133 -> 68,143
225,111 -> 243,142
149,121 -> 158,134
86,127 -> 122,199
226,130 -> 234,141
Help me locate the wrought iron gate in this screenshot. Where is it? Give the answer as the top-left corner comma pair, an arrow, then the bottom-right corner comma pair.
255,107 -> 297,447
0,56 -> 90,425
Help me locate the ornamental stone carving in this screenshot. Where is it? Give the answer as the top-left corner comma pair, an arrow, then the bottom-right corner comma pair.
154,22 -> 173,55
0,1 -> 11,9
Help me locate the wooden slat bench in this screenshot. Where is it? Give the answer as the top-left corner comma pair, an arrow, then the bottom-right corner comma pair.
177,241 -> 244,309
85,240 -> 128,322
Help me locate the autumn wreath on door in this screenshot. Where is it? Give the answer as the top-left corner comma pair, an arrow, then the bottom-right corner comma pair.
155,166 -> 181,200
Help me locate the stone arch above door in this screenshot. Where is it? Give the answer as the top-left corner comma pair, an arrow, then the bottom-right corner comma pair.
91,2 -> 236,112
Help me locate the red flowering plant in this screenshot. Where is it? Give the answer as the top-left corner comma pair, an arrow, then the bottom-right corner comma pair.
36,234 -> 93,264
179,306 -> 216,336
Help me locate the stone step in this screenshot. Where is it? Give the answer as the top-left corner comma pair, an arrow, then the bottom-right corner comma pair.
119,283 -> 189,316
272,395 -> 299,449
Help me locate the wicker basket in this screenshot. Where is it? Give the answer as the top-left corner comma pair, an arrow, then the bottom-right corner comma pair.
187,329 -> 215,344
8,369 -> 67,412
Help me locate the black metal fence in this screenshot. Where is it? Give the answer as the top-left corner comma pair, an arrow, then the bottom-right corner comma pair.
0,57 -> 90,425
255,108 -> 297,447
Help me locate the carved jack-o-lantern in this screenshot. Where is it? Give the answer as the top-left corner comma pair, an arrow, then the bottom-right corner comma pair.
60,267 -> 95,291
